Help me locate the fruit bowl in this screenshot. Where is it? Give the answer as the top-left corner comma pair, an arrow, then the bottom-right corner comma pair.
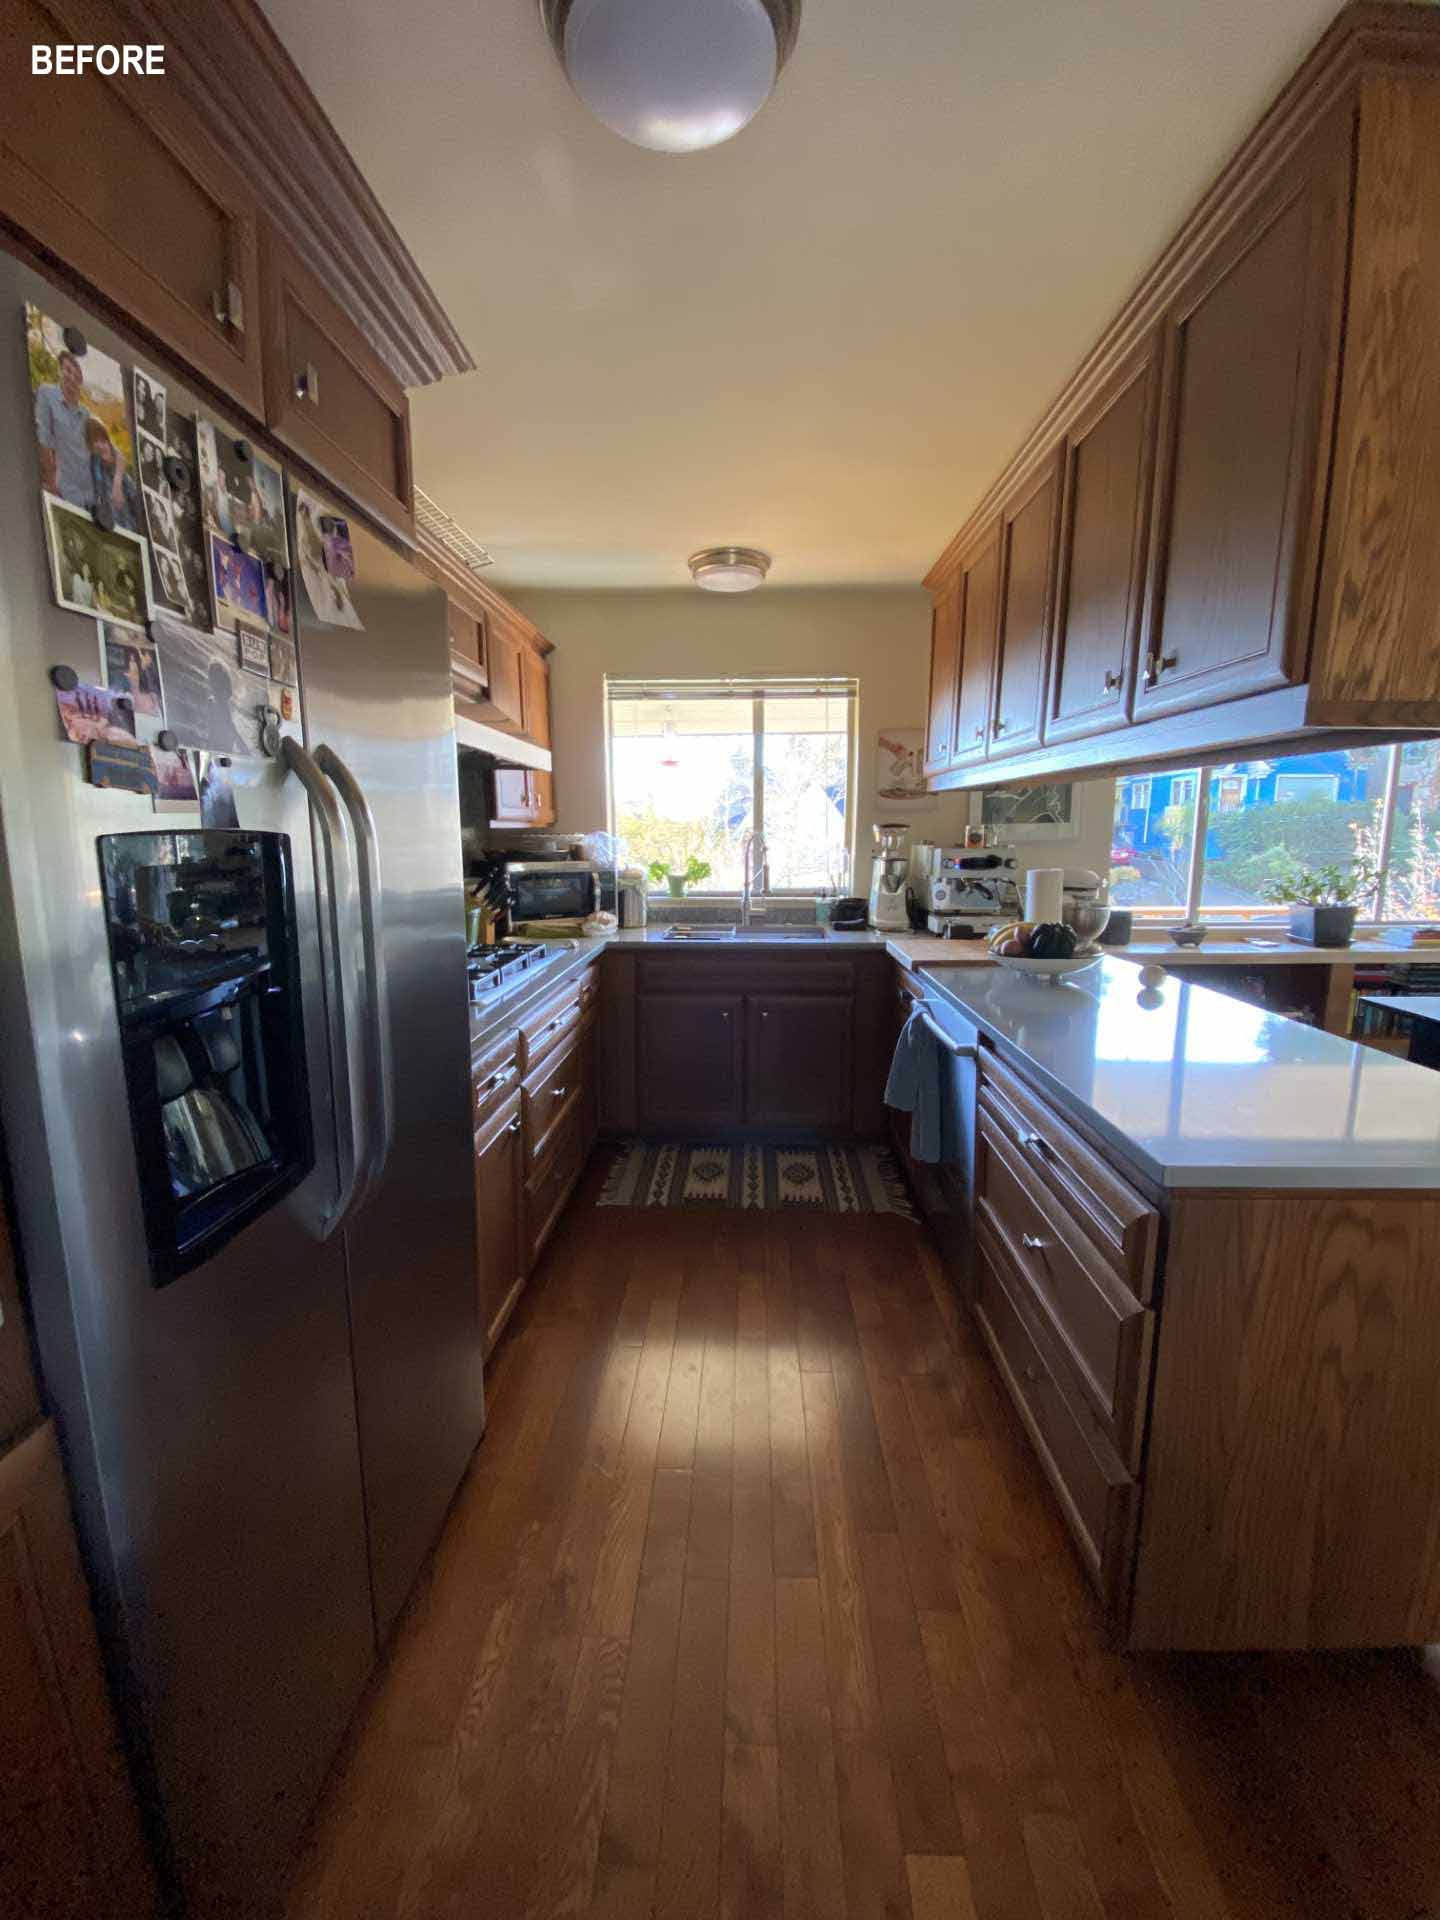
993,952 -> 1103,988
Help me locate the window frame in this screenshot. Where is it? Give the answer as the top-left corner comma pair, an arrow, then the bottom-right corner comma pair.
604,675 -> 859,899
1117,742 -> 1423,927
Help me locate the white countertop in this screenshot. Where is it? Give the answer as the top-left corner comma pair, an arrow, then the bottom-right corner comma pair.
920,957 -> 1440,1190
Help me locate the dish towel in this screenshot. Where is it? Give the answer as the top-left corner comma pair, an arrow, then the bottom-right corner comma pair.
884,1004 -> 946,1163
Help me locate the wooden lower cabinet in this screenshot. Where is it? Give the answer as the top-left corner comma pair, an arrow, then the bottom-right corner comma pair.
472,967 -> 601,1355
969,1041 -> 1440,1651
745,993 -> 853,1130
473,1092 -> 524,1356
0,1422 -> 156,1920
637,993 -> 743,1133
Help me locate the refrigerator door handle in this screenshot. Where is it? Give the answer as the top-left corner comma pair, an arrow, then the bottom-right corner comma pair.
282,736 -> 367,1234
315,742 -> 396,1196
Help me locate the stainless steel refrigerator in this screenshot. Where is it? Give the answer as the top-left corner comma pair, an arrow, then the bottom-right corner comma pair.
0,250 -> 483,1913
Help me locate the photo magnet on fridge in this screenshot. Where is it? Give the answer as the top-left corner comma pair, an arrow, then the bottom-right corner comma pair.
208,531 -> 268,633
151,745 -> 198,807
294,488 -> 363,629
99,621 -> 166,742
267,633 -> 298,687
43,494 -> 152,631
150,611 -> 263,758
196,422 -> 292,629
196,753 -> 240,830
235,620 -> 270,678
88,740 -> 158,796
54,680 -> 137,747
25,303 -> 141,532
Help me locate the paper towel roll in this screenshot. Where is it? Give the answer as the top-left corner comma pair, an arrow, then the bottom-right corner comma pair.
1025,868 -> 1064,923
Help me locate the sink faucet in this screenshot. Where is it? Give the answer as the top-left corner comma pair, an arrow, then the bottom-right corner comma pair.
740,831 -> 768,928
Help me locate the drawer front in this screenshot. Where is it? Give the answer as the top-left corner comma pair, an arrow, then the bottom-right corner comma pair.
976,1114 -> 1153,1468
4,0 -> 264,415
973,1221 -> 1137,1609
523,1034 -> 582,1167
472,1030 -> 521,1132
518,982 -> 585,1073
979,1050 -> 1158,1302
525,1104 -> 584,1268
636,957 -> 856,996
260,228 -> 414,539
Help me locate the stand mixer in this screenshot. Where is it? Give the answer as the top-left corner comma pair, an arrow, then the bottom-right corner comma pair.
867,823 -> 912,932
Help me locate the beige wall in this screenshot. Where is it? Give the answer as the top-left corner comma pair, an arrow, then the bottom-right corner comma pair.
512,583 -> 1114,896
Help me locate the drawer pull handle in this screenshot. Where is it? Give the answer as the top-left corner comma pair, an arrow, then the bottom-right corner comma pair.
552,1085 -> 567,1100
1103,667 -> 1121,692
1022,1362 -> 1041,1385
1018,1130 -> 1049,1155
508,1116 -> 522,1135
294,362 -> 320,405
1021,1233 -> 1048,1252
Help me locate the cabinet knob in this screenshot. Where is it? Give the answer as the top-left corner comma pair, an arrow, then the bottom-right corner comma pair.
552,1085 -> 567,1099
1021,1233 -> 1048,1252
1103,668 -> 1121,692
294,363 -> 320,405
1144,650 -> 1179,687
1018,1130 -> 1049,1156
210,281 -> 244,332
508,1116 -> 522,1134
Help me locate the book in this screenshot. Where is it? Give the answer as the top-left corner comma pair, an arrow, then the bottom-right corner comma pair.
1377,926 -> 1440,948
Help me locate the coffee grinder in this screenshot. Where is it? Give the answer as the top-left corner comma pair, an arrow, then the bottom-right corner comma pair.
867,822 -> 912,932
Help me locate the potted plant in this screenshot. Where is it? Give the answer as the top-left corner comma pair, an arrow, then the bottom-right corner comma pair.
648,855 -> 712,899
1263,856 -> 1381,948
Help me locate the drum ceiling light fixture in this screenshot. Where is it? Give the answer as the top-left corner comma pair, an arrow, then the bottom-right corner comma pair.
689,546 -> 772,592
541,0 -> 803,153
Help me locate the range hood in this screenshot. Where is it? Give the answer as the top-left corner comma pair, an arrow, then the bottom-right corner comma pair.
451,650 -> 552,770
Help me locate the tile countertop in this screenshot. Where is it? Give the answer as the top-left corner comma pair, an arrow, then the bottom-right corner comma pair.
920,956 -> 1440,1191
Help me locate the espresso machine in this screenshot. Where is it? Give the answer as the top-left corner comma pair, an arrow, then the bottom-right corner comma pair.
867,822 -> 913,932
923,844 -> 1023,938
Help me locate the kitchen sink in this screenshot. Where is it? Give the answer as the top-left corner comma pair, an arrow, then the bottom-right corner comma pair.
663,923 -> 830,942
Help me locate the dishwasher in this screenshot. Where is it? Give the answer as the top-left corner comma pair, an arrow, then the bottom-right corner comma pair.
893,977 -> 980,1295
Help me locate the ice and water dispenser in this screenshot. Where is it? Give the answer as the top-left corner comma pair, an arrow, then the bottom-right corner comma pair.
98,830 -> 314,1284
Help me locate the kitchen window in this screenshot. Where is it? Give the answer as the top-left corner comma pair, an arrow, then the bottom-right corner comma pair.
605,675 -> 857,895
1111,741 -> 1440,923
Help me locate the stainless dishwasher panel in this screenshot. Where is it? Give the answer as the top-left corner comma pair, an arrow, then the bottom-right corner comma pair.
914,981 -> 980,1296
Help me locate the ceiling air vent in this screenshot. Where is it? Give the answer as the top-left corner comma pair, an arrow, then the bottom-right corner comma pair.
413,487 -> 494,577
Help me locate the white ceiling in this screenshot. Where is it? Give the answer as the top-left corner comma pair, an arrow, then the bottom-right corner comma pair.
264,0 -> 1341,590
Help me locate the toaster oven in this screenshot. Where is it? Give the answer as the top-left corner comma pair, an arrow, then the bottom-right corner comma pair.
503,860 -> 600,922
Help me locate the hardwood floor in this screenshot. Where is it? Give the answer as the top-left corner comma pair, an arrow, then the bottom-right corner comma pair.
285,1172 -> 1440,1920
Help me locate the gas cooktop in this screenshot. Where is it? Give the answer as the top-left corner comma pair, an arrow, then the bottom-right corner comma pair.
465,941 -> 547,999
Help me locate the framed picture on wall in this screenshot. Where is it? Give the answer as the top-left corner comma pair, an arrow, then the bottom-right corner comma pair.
974,782 -> 1079,841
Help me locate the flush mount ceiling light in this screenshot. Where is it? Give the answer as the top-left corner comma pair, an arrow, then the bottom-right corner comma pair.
541,0 -> 802,153
689,546 -> 772,592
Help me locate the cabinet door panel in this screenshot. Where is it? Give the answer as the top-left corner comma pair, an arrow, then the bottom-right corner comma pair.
638,994 -> 743,1133
3,0 -> 262,414
0,1424 -> 155,1920
520,647 -> 552,749
475,620 -> 526,734
990,462 -> 1060,757
489,767 -> 533,828
1048,343 -> 1159,741
924,578 -> 961,774
745,994 -> 853,1131
474,1093 -> 524,1355
1137,126 -> 1350,719
951,527 -> 1001,765
260,229 -> 413,539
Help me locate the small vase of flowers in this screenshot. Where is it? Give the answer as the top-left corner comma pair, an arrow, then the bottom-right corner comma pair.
649,856 -> 712,899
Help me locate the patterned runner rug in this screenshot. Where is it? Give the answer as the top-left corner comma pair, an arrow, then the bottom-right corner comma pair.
597,1140 -> 918,1219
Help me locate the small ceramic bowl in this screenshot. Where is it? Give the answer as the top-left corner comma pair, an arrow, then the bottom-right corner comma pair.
1166,922 -> 1209,948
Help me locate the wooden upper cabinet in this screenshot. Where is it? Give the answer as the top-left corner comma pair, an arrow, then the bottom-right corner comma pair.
924,577 -> 962,774
520,646 -> 552,750
2,0 -> 263,415
1135,119 -> 1352,723
1047,339 -> 1160,743
474,617 -> 526,734
259,227 -> 415,541
990,457 -> 1061,757
951,526 -> 1002,766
